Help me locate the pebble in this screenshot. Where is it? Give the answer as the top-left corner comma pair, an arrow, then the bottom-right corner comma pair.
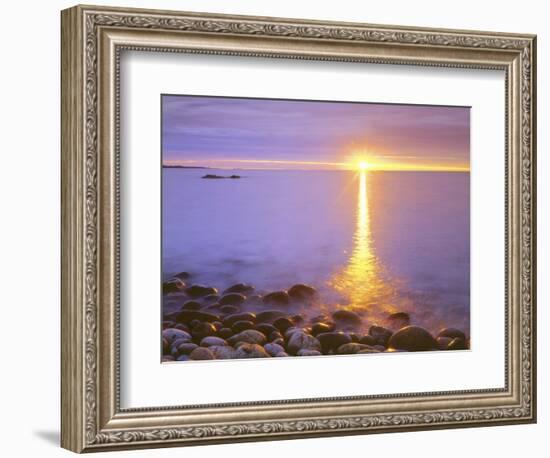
185,284 -> 218,298
264,342 -> 285,356
359,335 -> 377,346
220,305 -> 240,315
275,352 -> 289,357
262,291 -> 291,306
336,343 -> 375,354
273,317 -> 294,333
223,283 -> 255,294
189,347 -> 215,360
288,284 -> 317,301
311,322 -> 335,336
219,293 -> 247,306
388,311 -> 411,329
317,332 -> 352,353
181,300 -> 202,311
233,343 -> 270,358
191,322 -> 217,341
436,336 -> 453,350
255,323 -> 278,337
218,327 -> 233,339
232,320 -> 255,333
162,328 -> 192,344
163,278 -> 186,294
173,342 -> 198,356
332,309 -> 362,325
174,310 -> 220,324
255,310 -> 287,323
200,336 -> 228,347
227,329 -> 267,346
369,325 -> 393,346
202,294 -> 220,304
209,345 -> 235,359
388,326 -> 438,352
223,312 -> 257,327
287,331 -> 321,355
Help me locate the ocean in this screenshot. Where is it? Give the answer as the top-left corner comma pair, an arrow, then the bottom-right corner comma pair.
162,168 -> 470,334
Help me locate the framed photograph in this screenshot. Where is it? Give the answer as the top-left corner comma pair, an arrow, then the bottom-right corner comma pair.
61,4 -> 537,453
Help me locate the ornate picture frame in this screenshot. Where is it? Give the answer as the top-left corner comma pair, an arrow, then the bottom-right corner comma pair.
61,4 -> 536,453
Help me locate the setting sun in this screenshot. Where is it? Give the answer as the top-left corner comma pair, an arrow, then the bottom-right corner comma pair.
358,160 -> 370,171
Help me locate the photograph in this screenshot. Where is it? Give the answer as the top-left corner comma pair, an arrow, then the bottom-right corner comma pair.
161,95 -> 471,361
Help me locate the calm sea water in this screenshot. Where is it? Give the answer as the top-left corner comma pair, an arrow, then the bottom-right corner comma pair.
162,168 -> 470,334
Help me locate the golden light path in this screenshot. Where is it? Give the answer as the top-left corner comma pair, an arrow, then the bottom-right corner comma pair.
329,170 -> 401,323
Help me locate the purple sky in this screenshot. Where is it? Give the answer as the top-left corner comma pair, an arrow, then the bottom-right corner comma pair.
162,95 -> 470,170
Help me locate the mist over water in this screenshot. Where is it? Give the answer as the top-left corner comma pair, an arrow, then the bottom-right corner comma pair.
162,168 -> 470,335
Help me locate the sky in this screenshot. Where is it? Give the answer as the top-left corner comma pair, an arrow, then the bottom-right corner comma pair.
162,95 -> 470,171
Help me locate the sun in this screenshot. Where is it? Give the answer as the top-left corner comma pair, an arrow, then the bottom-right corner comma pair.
358,160 -> 370,171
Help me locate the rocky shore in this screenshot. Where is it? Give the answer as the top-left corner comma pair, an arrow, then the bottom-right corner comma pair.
162,274 -> 470,362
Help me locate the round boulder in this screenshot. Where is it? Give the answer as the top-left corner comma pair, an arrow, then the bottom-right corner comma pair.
264,342 -> 285,357
388,326 -> 438,352
227,329 -> 267,346
162,278 -> 186,294
200,336 -> 227,347
233,343 -> 270,358
262,291 -> 290,306
369,325 -> 393,346
223,283 -> 254,294
219,293 -> 246,306
185,284 -> 218,298
181,300 -> 202,311
288,284 -> 317,301
162,328 -> 192,345
287,331 -> 321,355
317,332 -> 352,353
332,309 -> 362,326
296,349 -> 322,356
189,347 -> 215,360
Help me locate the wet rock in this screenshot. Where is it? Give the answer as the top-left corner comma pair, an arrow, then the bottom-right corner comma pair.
223,283 -> 254,295
189,347 -> 215,360
202,294 -> 220,304
218,327 -> 233,340
220,304 -> 240,315
359,335 -> 377,346
233,343 -> 270,358
174,310 -> 220,324
255,323 -> 278,337
191,322 -> 217,341
162,328 -> 192,344
297,349 -> 322,356
200,336 -> 227,347
212,321 -> 223,331
185,284 -> 218,298
163,278 -> 186,294
447,337 -> 468,350
291,314 -> 305,325
273,317 -> 294,333
264,342 -> 285,357
311,322 -> 335,336
262,291 -> 290,306
337,343 -> 376,354
219,293 -> 246,306
388,326 -> 438,352
269,331 -> 283,341
275,352 -> 289,357
288,284 -> 317,301
283,327 -> 302,340
369,325 -> 393,346
287,332 -> 321,355
176,355 -> 190,362
174,271 -> 191,280
436,336 -> 453,350
223,312 -> 256,327
227,329 -> 267,346
209,345 -> 235,359
256,310 -> 287,323
245,294 -> 263,304
388,312 -> 411,329
332,309 -> 362,325
232,320 -> 255,333
437,328 -> 466,342
317,332 -> 353,353
172,342 -> 198,356
181,300 -> 202,311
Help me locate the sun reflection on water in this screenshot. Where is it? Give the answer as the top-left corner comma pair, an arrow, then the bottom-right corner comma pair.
329,171 -> 399,319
